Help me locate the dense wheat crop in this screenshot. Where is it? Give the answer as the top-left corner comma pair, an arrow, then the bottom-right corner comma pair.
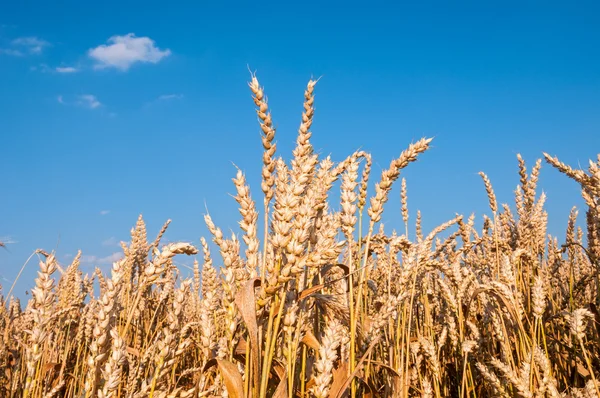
1,75 -> 599,398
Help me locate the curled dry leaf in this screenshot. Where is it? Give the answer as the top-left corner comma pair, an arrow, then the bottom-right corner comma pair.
203,358 -> 244,398
330,335 -> 381,398
301,329 -> 320,351
234,277 -> 261,394
271,360 -> 288,398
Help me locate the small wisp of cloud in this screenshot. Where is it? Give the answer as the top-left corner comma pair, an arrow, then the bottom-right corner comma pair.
158,94 -> 184,101
31,64 -> 50,72
80,252 -> 124,266
0,48 -> 24,56
102,237 -> 120,247
10,36 -> 50,54
88,33 -> 171,71
143,93 -> 184,109
100,210 -> 111,216
58,95 -> 117,117
30,64 -> 79,74
59,94 -> 102,109
56,66 -> 78,73
77,95 -> 102,109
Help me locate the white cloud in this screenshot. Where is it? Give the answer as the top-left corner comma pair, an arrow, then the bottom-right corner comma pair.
1,36 -> 50,56
30,64 -> 77,74
58,94 -> 102,109
56,66 -> 78,73
102,237 -> 119,247
11,36 -> 50,54
77,94 -> 102,109
0,48 -> 23,56
88,33 -> 171,71
143,93 -> 184,109
80,252 -> 123,266
158,94 -> 183,101
100,210 -> 110,215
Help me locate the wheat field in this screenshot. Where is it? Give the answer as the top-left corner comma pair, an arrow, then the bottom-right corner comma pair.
1,75 -> 599,398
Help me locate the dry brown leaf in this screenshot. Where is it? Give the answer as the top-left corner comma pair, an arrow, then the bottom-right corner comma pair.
328,362 -> 349,398
217,359 -> 244,398
299,283 -> 325,301
271,362 -> 288,398
202,358 -> 245,398
301,330 -> 320,351
330,336 -> 381,398
235,277 -> 261,395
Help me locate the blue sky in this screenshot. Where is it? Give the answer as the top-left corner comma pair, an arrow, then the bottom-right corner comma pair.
1,1 -> 599,297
